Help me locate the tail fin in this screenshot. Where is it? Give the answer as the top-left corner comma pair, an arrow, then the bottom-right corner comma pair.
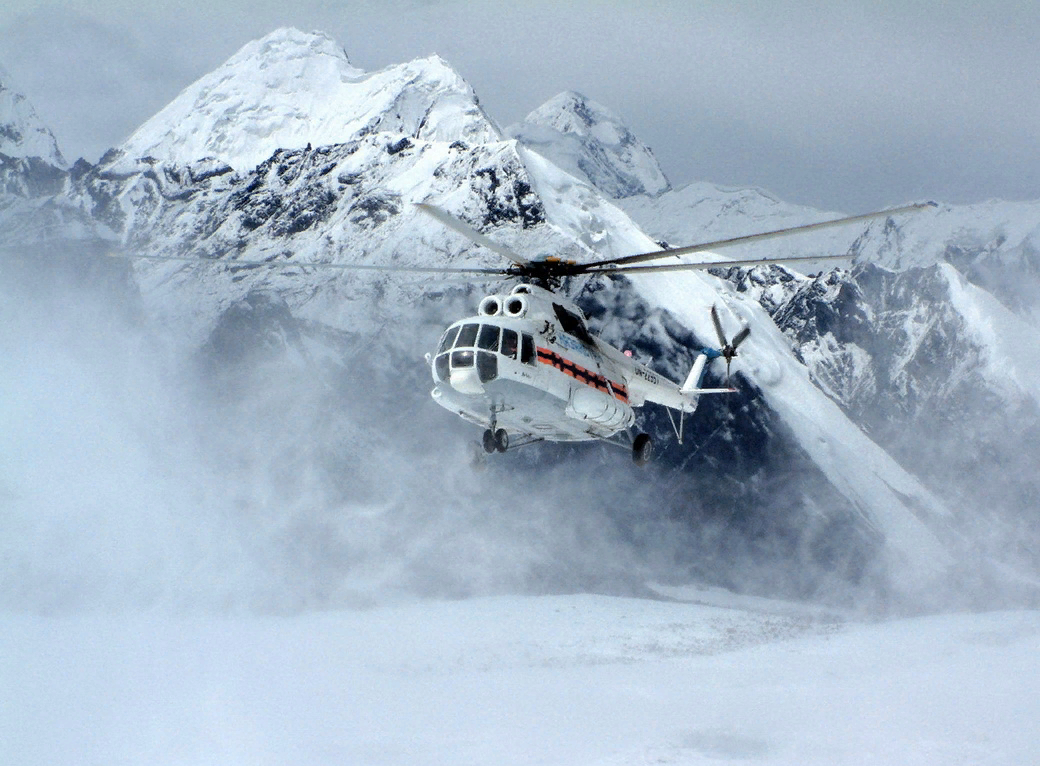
681,349 -> 734,396
680,352 -> 709,394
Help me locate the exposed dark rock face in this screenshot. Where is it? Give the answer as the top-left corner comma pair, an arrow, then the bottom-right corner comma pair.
577,276 -> 884,601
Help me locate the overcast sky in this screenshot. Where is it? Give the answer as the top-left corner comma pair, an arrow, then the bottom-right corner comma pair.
1,0 -> 1037,212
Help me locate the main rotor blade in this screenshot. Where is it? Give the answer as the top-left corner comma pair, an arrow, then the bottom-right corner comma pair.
578,202 -> 934,272
106,250 -> 511,277
586,251 -> 853,275
415,203 -> 530,267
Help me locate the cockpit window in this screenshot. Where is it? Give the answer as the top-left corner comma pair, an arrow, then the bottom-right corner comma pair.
477,324 -> 501,351
455,323 -> 479,348
451,349 -> 475,368
434,353 -> 450,381
501,328 -> 518,359
438,326 -> 460,353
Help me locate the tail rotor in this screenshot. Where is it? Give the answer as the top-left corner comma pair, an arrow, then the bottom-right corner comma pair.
710,304 -> 750,384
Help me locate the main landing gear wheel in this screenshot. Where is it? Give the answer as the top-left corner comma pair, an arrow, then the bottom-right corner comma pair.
483,428 -> 509,454
632,433 -> 653,466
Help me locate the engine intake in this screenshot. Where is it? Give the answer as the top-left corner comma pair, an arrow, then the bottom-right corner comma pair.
504,295 -> 528,317
478,296 -> 502,316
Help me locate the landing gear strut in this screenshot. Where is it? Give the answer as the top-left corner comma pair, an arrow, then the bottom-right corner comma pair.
632,432 -> 653,466
482,428 -> 509,454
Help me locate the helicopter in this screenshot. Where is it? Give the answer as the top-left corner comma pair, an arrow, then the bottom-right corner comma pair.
412,201 -> 930,464
95,199 -> 932,464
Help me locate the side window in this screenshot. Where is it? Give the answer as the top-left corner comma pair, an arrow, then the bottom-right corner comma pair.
477,324 -> 501,351
521,333 -> 535,365
501,328 -> 518,359
455,323 -> 479,348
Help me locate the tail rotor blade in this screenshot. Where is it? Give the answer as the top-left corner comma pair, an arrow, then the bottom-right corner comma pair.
710,304 -> 727,348
730,325 -> 751,351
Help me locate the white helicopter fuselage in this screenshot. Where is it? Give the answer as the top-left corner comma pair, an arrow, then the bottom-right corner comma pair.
429,283 -> 720,444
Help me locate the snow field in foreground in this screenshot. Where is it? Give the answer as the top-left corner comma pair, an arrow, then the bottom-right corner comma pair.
3,594 -> 1038,765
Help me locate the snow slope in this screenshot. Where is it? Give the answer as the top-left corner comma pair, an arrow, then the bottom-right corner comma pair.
941,262 -> 1040,404
114,27 -> 500,172
3,594 -> 1038,765
623,183 -> 1040,318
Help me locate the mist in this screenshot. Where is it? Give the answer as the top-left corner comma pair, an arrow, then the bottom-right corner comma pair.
2,247 -> 718,615
8,242 -> 1036,621
0,244 -> 908,619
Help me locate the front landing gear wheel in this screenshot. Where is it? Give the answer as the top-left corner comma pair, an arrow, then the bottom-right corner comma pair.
482,428 -> 510,454
632,433 -> 653,466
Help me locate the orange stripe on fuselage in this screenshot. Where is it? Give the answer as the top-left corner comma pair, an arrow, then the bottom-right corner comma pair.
536,347 -> 629,403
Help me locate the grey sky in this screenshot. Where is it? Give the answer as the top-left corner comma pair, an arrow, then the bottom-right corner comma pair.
1,0 -> 1037,212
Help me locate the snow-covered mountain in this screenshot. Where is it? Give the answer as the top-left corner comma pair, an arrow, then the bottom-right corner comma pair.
717,259 -> 1040,583
848,199 -> 1040,322
0,66 -> 69,200
507,91 -> 669,199
113,27 -> 500,173
4,27 -> 1039,610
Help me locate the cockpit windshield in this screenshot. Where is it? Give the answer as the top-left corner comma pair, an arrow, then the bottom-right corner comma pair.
433,322 -> 536,385
478,324 -> 500,351
456,323 -> 479,348
438,326 -> 460,353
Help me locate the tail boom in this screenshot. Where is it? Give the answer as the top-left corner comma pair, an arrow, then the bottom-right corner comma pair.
630,350 -> 735,414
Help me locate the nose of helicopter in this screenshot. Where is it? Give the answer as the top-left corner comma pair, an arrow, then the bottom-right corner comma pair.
449,366 -> 485,395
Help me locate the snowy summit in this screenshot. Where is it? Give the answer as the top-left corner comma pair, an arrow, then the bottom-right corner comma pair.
509,91 -> 670,199
114,27 -> 500,172
0,66 -> 66,167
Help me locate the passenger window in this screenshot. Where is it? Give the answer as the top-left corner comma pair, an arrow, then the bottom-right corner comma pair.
455,323 -> 479,348
501,328 -> 518,359
521,334 -> 535,365
478,324 -> 501,351
438,326 -> 460,353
